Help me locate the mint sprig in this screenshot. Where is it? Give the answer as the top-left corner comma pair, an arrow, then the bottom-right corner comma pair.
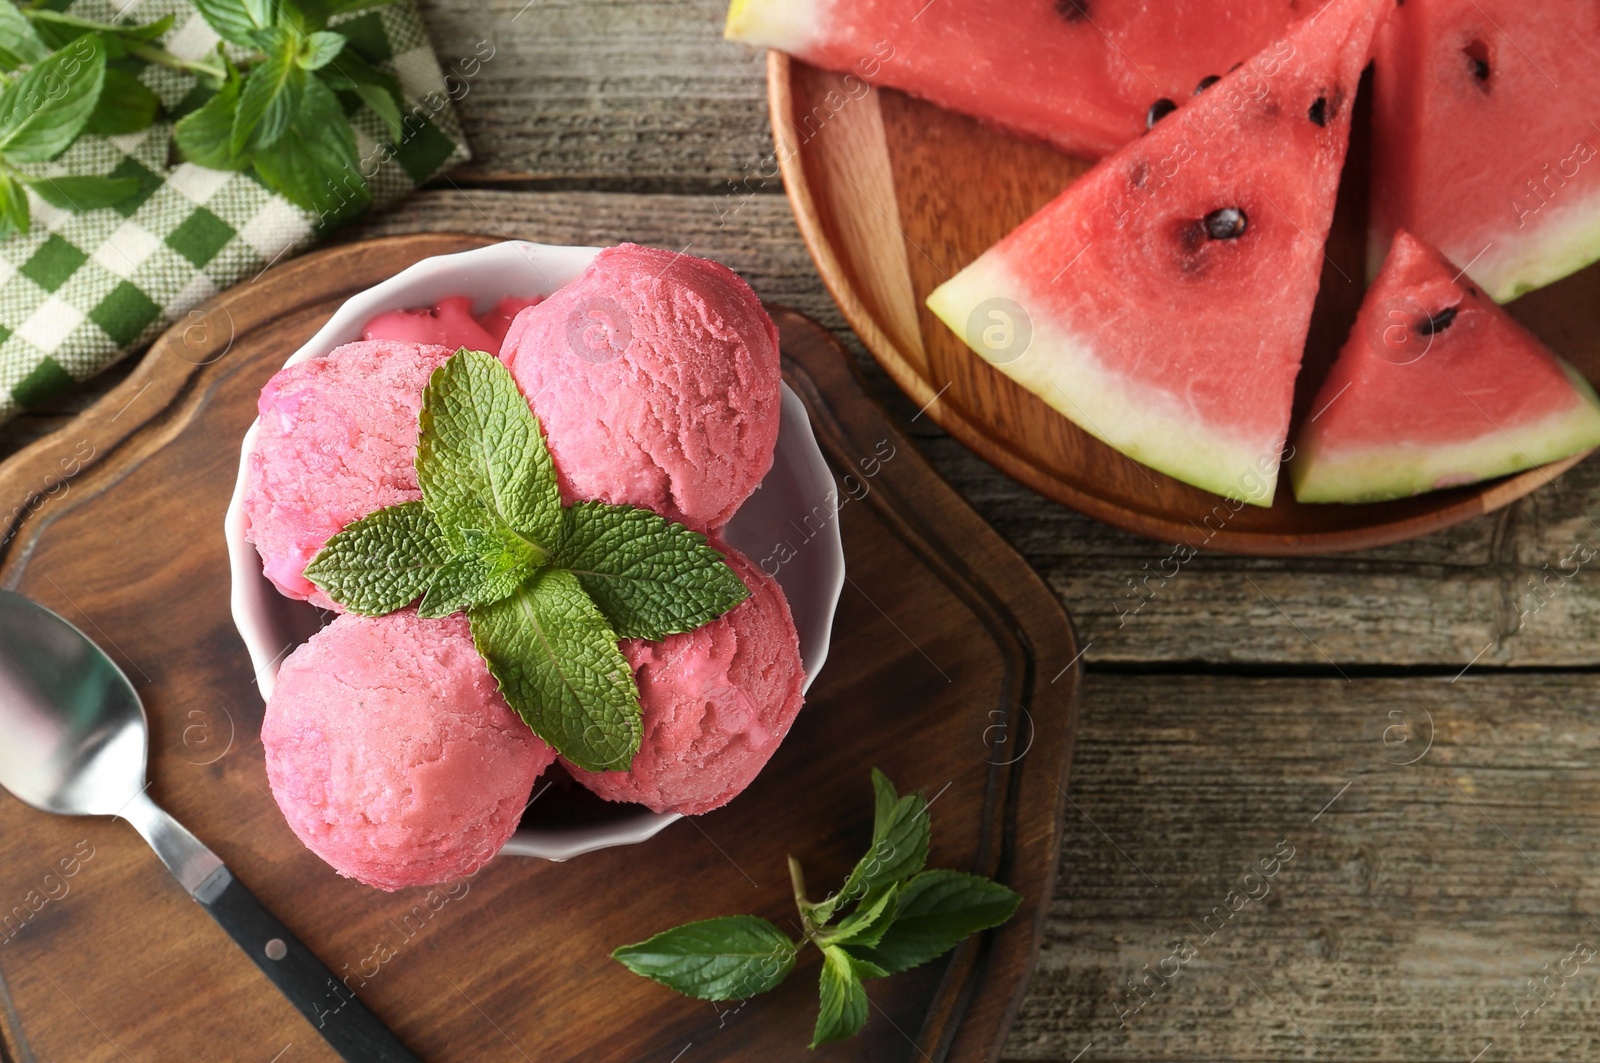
303,347 -> 750,772
612,770 -> 1024,1049
0,0 -> 409,237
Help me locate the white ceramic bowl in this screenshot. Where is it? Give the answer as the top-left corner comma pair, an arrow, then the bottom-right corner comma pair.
224,240 -> 845,861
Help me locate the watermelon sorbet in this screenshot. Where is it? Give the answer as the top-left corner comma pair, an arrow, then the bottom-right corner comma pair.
244,339 -> 457,610
563,546 -> 805,816
262,610 -> 555,891
501,243 -> 782,532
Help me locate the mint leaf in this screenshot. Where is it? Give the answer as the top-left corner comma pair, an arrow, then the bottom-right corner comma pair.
0,173 -> 28,239
298,30 -> 344,70
0,35 -> 105,163
845,870 -> 1022,976
417,349 -> 563,552
0,2 -> 49,68
821,884 -> 898,948
24,13 -> 173,56
20,174 -> 138,210
194,0 -> 277,49
85,67 -> 160,135
555,502 -> 751,640
250,73 -> 366,221
316,49 -> 403,140
418,525 -> 539,618
232,31 -> 303,155
812,947 -> 870,1048
811,769 -> 930,924
304,501 -> 450,615
174,66 -> 247,170
468,567 -> 640,772
612,916 -> 796,1002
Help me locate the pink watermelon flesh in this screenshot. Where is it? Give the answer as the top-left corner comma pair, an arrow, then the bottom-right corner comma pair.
725,0 -> 1306,160
1370,0 -> 1600,301
1293,230 -> 1600,502
927,0 -> 1388,505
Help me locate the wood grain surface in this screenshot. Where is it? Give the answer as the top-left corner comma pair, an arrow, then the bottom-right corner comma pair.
1,1 -> 1598,1059
0,235 -> 1078,1062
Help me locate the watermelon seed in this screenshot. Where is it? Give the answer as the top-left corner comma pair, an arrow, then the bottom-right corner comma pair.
1419,307 -> 1459,336
1146,98 -> 1177,128
1195,75 -> 1221,95
1204,208 -> 1248,241
1054,0 -> 1090,22
1464,39 -> 1491,86
1308,97 -> 1328,126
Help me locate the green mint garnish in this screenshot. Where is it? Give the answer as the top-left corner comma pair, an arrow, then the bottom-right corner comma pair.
418,349 -> 564,554
611,770 -> 1024,1049
611,916 -> 797,1002
304,500 -> 449,615
303,347 -> 748,773
468,569 -> 641,772
0,0 -> 411,236
556,501 -> 750,641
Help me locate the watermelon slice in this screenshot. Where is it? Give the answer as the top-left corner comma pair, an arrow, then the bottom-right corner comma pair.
1370,1 -> 1600,301
1293,231 -> 1600,503
725,0 -> 1304,160
926,0 -> 1388,505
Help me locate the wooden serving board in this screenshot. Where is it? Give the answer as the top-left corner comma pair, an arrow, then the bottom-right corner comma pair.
0,234 -> 1079,1062
769,53 -> 1600,555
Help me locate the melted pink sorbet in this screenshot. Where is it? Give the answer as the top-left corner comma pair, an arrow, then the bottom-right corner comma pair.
362,294 -> 541,351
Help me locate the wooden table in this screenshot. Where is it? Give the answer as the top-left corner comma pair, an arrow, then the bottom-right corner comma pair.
9,2 -> 1599,1059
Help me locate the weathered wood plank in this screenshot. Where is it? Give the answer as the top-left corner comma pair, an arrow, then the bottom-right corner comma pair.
1008,672 -> 1600,1062
418,0 -> 774,184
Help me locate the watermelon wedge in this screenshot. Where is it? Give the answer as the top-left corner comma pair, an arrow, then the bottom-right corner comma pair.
926,0 -> 1388,505
1370,1 -> 1600,301
1293,231 -> 1600,503
725,0 -> 1303,160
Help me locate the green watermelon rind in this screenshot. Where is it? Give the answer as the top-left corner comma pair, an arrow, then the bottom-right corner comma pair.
1291,361 -> 1600,503
927,258 -> 1286,507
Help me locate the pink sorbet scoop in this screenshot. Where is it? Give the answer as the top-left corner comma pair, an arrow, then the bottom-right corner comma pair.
244,340 -> 456,610
500,244 -> 782,531
562,544 -> 805,815
262,610 -> 555,891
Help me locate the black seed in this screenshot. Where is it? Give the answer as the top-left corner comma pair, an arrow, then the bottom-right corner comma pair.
1204,208 -> 1248,240
1418,306 -> 1458,336
1146,98 -> 1178,129
1055,0 -> 1090,21
1195,74 -> 1221,95
1464,39 -> 1490,85
1308,96 -> 1328,126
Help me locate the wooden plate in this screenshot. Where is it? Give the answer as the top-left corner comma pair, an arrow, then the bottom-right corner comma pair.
0,234 -> 1079,1062
768,52 -> 1600,555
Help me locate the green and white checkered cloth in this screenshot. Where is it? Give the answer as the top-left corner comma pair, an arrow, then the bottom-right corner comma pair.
0,0 -> 470,421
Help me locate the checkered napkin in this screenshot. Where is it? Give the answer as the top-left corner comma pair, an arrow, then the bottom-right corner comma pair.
0,0 -> 470,421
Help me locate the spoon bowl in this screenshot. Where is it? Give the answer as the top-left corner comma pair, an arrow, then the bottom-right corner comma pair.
0,592 -> 148,817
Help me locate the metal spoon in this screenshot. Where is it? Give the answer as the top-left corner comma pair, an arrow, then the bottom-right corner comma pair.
0,590 -> 420,1063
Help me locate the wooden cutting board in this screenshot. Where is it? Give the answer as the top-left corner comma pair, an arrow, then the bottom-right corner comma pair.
0,234 -> 1079,1063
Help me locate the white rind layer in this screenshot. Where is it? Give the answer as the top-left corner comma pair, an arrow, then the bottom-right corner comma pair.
1474,186 -> 1600,302
724,0 -> 826,51
1372,186 -> 1600,303
927,257 -> 1286,506
1293,363 -> 1600,503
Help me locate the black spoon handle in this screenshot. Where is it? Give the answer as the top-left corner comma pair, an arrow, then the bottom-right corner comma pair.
198,868 -> 422,1063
